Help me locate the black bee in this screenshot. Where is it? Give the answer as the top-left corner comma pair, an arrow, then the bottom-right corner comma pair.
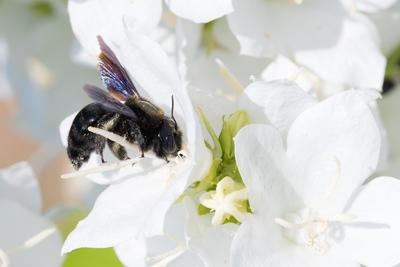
67,36 -> 182,170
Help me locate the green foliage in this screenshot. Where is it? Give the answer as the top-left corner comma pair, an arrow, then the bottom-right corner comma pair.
385,45 -> 400,80
188,109 -> 251,221
62,248 -> 123,267
201,20 -> 218,54
29,1 -> 54,17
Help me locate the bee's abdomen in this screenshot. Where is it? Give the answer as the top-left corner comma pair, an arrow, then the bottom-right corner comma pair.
67,103 -> 116,169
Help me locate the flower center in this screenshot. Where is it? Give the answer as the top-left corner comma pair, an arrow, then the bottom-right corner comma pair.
275,208 -> 355,254
200,176 -> 248,225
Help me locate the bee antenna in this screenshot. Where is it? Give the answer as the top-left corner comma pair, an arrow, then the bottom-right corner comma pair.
171,95 -> 177,125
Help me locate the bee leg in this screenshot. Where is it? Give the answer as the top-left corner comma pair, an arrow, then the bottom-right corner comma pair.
100,150 -> 106,164
164,157 -> 170,163
107,139 -> 129,161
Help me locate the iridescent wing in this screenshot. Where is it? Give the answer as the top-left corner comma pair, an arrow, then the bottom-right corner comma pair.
83,84 -> 137,119
97,36 -> 139,99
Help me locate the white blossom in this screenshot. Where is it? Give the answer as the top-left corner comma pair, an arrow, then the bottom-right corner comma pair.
68,0 -> 233,57
227,0 -> 386,90
200,176 -> 248,225
232,91 -> 400,266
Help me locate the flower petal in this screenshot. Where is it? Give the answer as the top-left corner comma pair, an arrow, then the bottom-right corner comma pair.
295,15 -> 385,89
227,0 -> 385,88
239,80 -> 317,140
0,162 -> 41,213
184,197 -> 238,266
227,0 -> 346,58
68,0 -> 162,55
62,163 -> 185,252
114,204 -> 187,266
0,200 -> 63,267
286,90 -> 381,213
114,239 -> 147,267
166,0 -> 233,23
231,214 -> 359,267
261,56 -> 318,94
234,124 -> 303,216
335,177 -> 400,266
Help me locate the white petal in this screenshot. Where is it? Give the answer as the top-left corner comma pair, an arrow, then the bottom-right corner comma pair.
62,159 -> 193,253
0,200 -> 63,267
166,0 -> 233,23
115,204 -> 187,266
261,56 -> 318,94
234,124 -> 303,216
286,91 -> 381,213
336,177 -> 400,266
114,239 -> 146,267
227,0 -> 385,89
227,0 -> 347,58
68,0 -> 162,55
0,162 -> 41,213
231,214 -> 359,267
59,112 -> 77,148
295,15 -> 385,89
184,197 -> 237,267
239,80 -> 317,139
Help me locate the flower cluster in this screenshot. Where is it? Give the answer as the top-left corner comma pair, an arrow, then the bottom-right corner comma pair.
57,0 -> 400,266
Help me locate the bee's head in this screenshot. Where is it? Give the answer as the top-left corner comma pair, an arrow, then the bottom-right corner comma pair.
67,146 -> 90,170
159,95 -> 183,156
159,117 -> 182,156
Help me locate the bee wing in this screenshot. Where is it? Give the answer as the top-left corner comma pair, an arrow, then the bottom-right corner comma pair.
97,35 -> 139,99
83,84 -> 138,119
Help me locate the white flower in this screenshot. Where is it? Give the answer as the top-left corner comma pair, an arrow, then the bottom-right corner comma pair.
115,198 -> 237,267
231,91 -> 400,266
0,162 -> 63,267
227,0 -> 386,90
200,176 -> 248,225
166,0 -> 233,23
60,31 -> 211,253
68,0 -> 233,56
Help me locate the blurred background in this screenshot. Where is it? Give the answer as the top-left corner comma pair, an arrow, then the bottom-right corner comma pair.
0,0 -> 122,265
